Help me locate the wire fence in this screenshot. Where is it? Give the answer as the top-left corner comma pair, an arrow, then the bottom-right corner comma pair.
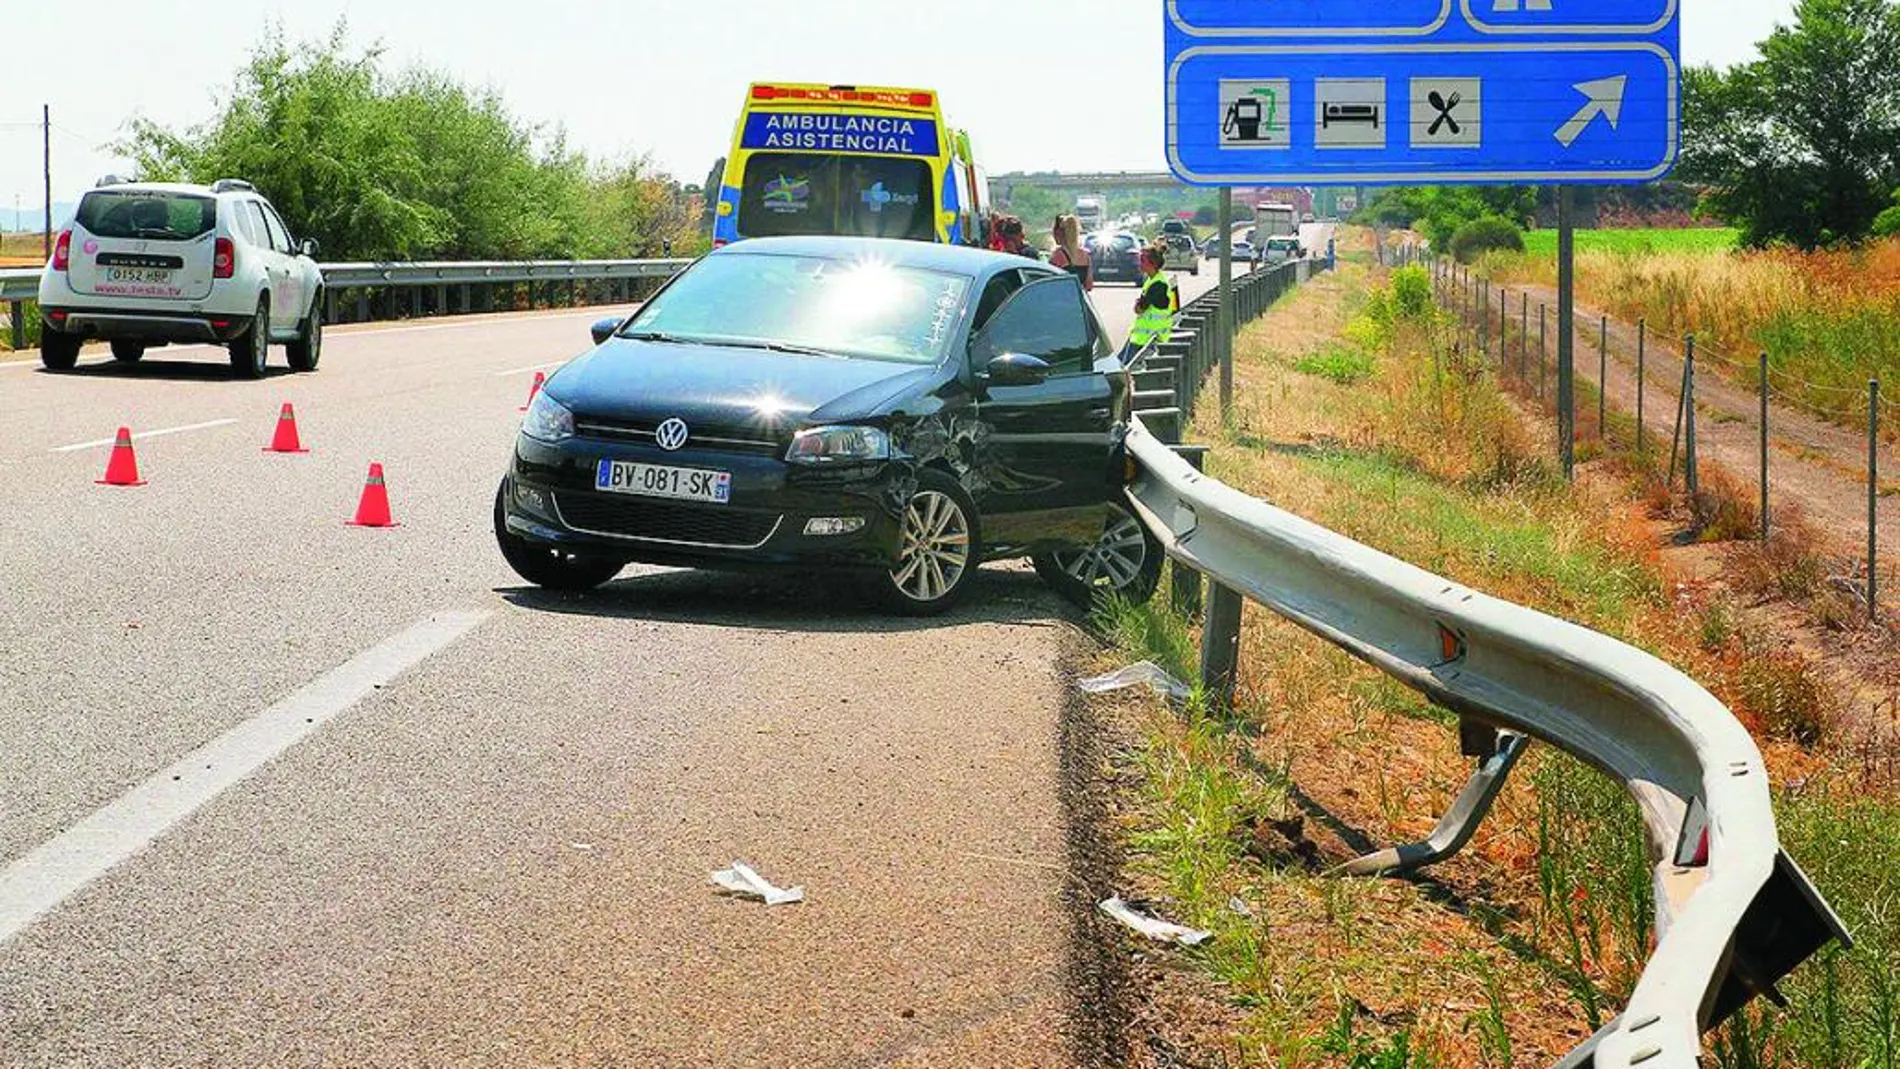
1430,257 -> 1891,624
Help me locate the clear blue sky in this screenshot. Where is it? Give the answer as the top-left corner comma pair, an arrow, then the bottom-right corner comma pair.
1,0 -> 1796,217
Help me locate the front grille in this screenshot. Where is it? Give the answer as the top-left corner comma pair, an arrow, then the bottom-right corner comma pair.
573,416 -> 785,456
554,492 -> 782,549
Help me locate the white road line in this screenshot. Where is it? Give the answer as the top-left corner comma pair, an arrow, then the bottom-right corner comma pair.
491,359 -> 570,377
0,610 -> 489,948
51,418 -> 240,453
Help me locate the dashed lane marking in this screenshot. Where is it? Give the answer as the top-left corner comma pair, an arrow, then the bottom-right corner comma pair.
51,419 -> 240,453
0,610 -> 491,948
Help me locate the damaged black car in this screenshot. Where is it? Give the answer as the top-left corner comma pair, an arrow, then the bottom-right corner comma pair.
494,235 -> 1162,615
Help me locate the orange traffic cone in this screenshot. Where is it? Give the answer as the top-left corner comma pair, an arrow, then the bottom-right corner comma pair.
346,462 -> 398,528
263,402 -> 310,454
518,371 -> 545,412
95,427 -> 147,487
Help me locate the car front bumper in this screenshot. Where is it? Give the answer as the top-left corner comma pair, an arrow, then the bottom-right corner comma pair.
502,434 -> 909,572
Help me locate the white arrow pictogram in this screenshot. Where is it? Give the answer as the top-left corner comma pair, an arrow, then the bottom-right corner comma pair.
1554,76 -> 1628,148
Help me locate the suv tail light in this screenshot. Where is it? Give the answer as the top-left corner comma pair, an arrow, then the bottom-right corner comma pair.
213,237 -> 235,279
52,230 -> 71,272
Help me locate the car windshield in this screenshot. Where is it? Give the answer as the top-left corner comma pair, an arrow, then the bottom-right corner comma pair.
75,190 -> 217,241
620,252 -> 971,365
738,153 -> 936,242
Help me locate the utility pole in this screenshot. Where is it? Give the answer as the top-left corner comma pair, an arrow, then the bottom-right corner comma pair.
43,104 -> 52,257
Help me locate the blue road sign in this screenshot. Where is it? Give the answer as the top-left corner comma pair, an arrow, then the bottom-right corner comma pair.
1165,1 -> 1681,186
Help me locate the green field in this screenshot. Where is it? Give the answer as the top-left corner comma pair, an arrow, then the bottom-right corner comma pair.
1522,227 -> 1739,257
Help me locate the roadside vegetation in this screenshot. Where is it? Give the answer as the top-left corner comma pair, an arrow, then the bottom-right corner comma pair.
1518,228 -> 1739,258
117,22 -> 704,263
1094,258 -> 1900,1067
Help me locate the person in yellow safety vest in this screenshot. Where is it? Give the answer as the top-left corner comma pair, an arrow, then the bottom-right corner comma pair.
1126,243 -> 1180,353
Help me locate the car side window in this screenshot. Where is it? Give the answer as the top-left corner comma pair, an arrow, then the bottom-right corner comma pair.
259,203 -> 291,252
975,275 -> 1093,375
971,271 -> 1026,334
243,202 -> 271,248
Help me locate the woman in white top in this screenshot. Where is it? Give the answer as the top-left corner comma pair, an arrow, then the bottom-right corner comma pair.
1049,215 -> 1095,292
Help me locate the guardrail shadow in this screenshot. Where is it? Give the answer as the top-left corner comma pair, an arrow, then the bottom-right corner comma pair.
497,563 -> 1076,635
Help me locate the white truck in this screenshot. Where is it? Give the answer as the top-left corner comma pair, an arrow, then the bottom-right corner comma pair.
1074,196 -> 1106,235
1253,202 -> 1298,243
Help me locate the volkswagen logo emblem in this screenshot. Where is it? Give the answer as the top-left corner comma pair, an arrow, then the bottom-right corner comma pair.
654,418 -> 691,452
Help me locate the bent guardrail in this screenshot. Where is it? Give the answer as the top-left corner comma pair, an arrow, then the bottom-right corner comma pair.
1121,420 -> 1850,1068
0,258 -> 693,350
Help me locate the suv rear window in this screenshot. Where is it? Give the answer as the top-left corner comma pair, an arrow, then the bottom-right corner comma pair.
76,191 -> 217,241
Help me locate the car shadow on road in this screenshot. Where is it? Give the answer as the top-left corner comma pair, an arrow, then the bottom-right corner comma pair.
498,564 -> 1079,635
43,358 -> 296,381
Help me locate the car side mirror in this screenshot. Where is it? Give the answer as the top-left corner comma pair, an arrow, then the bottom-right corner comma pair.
299,237 -> 319,258
590,317 -> 622,346
983,352 -> 1052,388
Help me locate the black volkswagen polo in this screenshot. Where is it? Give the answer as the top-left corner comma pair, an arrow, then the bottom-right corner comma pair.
495,236 -> 1161,615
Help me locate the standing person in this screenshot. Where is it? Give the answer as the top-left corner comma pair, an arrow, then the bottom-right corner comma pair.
999,217 -> 1039,261
1049,215 -> 1094,291
1126,242 -> 1179,356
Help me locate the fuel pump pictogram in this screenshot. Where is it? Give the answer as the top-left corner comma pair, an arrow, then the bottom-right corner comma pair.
1222,87 -> 1280,143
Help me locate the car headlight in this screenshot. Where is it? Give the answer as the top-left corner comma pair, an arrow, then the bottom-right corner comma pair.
785,425 -> 891,465
521,390 -> 574,443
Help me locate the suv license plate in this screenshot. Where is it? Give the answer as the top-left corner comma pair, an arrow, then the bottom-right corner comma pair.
104,267 -> 175,285
595,460 -> 731,504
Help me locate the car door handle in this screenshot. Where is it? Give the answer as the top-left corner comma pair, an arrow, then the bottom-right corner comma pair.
1089,407 -> 1112,419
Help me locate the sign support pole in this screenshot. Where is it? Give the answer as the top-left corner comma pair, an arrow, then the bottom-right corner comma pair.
1218,186 -> 1235,421
1557,186 -> 1576,480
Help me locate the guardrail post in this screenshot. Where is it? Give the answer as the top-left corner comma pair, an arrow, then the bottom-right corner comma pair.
1201,582 -> 1244,710
324,288 -> 337,326
8,300 -> 23,351
355,289 -> 369,324
435,284 -> 448,317
1170,446 -> 1208,619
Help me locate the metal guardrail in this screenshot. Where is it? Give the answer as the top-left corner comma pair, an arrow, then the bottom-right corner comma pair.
1119,249 -> 1850,1067
0,258 -> 692,348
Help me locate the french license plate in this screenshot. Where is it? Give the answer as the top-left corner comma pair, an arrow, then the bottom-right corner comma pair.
104,266 -> 175,285
595,459 -> 731,504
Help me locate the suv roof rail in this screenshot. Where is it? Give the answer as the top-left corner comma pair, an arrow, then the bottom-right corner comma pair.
95,174 -> 131,188
210,178 -> 256,193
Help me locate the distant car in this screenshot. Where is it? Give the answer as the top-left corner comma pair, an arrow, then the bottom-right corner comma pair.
1204,234 -> 1257,262
36,177 -> 324,377
495,236 -> 1163,615
1262,236 -> 1304,264
1086,231 -> 1145,284
1163,233 -> 1199,275
1159,219 -> 1191,238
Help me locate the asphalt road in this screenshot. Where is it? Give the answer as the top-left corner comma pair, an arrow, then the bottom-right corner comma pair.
0,268 -> 1223,1066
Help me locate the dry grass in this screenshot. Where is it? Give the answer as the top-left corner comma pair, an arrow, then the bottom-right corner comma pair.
1100,255 -> 1898,1067
1484,239 -> 1900,429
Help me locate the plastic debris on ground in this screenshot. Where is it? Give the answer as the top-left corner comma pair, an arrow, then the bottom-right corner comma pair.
1098,896 -> 1212,947
1077,661 -> 1190,701
710,860 -> 805,906
1227,895 -> 1253,917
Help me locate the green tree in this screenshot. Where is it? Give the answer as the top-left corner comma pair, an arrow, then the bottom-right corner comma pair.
118,22 -> 692,262
1681,0 -> 1900,248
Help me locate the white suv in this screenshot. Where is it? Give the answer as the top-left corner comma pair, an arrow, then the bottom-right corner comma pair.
37,178 -> 324,378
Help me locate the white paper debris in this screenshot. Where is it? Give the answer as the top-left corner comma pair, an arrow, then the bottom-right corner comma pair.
711,860 -> 805,906
1227,896 -> 1253,917
1078,661 -> 1190,701
1099,896 -> 1212,947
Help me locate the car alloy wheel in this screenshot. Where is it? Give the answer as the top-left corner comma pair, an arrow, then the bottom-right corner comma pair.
1034,503 -> 1163,609
1054,512 -> 1149,591
891,490 -> 971,604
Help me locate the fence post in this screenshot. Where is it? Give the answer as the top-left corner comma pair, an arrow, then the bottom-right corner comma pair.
1668,338 -> 1692,489
1760,352 -> 1771,543
1201,581 -> 1244,710
1637,319 -> 1647,450
1872,379 -> 1882,623
1599,315 -> 1608,437
1519,292 -> 1528,381
1538,304 -> 1547,400
1686,342 -> 1700,497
